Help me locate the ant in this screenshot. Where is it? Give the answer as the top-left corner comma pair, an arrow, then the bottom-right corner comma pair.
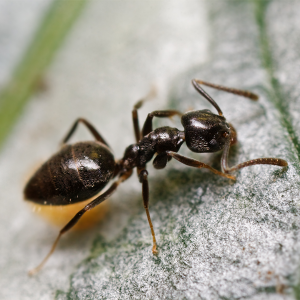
24,79 -> 287,274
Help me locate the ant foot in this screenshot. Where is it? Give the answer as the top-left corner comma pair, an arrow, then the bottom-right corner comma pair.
152,244 -> 158,255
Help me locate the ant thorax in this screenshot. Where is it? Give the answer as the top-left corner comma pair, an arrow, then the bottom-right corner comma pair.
121,126 -> 185,171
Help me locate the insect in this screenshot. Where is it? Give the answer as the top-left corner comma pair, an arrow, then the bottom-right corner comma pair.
24,79 -> 287,274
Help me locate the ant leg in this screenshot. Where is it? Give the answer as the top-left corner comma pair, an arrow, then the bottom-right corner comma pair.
166,151 -> 236,180
62,118 -> 109,147
138,168 -> 158,255
132,87 -> 157,142
132,99 -> 146,143
229,123 -> 238,146
221,136 -> 288,174
28,170 -> 132,275
142,110 -> 182,137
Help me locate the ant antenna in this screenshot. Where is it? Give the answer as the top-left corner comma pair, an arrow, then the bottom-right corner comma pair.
194,79 -> 259,101
192,79 -> 259,117
192,79 -> 224,116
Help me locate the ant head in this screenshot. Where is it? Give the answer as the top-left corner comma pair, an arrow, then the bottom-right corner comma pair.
181,110 -> 230,153
181,79 -> 232,153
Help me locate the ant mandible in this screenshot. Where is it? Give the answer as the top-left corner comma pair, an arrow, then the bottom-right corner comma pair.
24,79 -> 287,274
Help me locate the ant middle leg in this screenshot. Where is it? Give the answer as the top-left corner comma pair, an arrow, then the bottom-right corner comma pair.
62,118 -> 109,147
138,168 -> 158,255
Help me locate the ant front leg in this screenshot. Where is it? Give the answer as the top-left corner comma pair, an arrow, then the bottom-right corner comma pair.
138,168 -> 158,255
166,151 -> 236,180
221,133 -> 288,174
228,123 -> 238,146
62,118 -> 110,147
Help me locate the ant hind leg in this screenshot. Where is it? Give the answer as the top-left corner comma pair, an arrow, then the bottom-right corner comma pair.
142,110 -> 183,137
62,118 -> 110,147
28,170 -> 132,275
132,87 -> 157,142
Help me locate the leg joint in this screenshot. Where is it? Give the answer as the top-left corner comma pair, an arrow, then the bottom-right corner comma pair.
139,169 -> 148,182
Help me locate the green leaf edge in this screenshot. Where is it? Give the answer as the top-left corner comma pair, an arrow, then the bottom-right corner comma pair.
0,0 -> 89,150
254,1 -> 300,294
254,0 -> 300,161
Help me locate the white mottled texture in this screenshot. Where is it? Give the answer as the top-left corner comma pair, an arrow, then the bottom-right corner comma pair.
1,0 -> 300,299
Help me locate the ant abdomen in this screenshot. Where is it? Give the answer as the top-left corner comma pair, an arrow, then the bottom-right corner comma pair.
24,141 -> 116,205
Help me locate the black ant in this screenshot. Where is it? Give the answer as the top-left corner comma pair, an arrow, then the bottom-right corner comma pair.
24,79 -> 287,274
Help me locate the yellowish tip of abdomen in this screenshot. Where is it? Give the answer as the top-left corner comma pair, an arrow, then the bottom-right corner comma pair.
28,199 -> 109,231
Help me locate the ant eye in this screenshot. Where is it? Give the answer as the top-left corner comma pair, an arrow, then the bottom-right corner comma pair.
223,132 -> 229,138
